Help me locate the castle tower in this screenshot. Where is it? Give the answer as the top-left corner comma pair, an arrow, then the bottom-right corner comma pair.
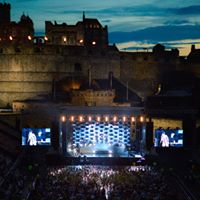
0,2 -> 11,25
83,11 -> 85,21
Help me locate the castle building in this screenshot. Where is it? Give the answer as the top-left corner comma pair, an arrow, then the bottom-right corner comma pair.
0,2 -> 199,108
45,12 -> 108,48
0,2 -> 10,25
0,2 -> 34,44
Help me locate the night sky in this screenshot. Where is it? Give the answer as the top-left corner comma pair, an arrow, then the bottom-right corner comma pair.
7,0 -> 200,55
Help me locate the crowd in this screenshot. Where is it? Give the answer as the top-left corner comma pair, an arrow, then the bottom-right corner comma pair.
0,152 -> 13,184
29,165 -> 181,200
0,151 -> 39,200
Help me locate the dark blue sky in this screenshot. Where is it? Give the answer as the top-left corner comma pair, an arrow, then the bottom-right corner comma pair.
6,0 -> 200,55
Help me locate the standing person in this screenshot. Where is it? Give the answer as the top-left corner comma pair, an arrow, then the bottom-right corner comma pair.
160,132 -> 169,147
28,130 -> 37,146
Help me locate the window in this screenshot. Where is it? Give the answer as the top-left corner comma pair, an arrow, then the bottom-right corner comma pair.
74,63 -> 82,72
34,47 -> 41,53
101,51 -> 105,56
15,47 -> 21,53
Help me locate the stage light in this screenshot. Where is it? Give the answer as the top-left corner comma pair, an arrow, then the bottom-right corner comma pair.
61,116 -> 66,122
28,35 -> 32,40
70,116 -> 74,122
140,116 -> 144,122
122,116 -> 126,122
105,116 -> 109,122
79,116 -> 83,122
131,117 -> 135,123
97,116 -> 101,122
9,35 -> 13,41
88,116 -> 92,122
113,116 -> 117,122
67,148 -> 72,152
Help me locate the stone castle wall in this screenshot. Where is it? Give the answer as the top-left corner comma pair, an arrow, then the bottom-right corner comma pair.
120,51 -> 180,97
0,43 -> 200,106
0,44 -> 120,106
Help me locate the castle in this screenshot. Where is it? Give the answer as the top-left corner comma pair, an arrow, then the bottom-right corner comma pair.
0,2 -> 200,107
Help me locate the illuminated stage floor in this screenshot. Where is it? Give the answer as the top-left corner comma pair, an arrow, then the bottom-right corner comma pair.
67,143 -> 143,158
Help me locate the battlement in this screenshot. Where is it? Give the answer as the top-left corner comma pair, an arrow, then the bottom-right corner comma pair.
0,43 -> 119,56
0,2 -> 11,24
0,2 -> 11,8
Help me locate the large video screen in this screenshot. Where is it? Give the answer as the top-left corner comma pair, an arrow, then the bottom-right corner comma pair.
22,128 -> 51,146
154,128 -> 183,148
72,121 -> 131,147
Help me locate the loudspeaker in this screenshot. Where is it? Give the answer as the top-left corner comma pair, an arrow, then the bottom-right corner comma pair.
146,121 -> 153,150
51,120 -> 59,150
136,122 -> 142,140
182,117 -> 196,148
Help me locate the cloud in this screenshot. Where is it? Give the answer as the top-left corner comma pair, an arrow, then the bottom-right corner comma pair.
174,5 -> 200,15
116,39 -> 200,56
164,20 -> 191,25
102,19 -> 112,23
8,1 -> 200,35
47,5 -> 166,17
109,25 -> 200,43
47,4 -> 200,18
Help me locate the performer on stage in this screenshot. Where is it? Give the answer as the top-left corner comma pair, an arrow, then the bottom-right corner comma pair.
28,130 -> 37,146
160,132 -> 169,147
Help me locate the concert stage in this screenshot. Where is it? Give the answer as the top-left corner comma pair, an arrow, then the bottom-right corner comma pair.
58,106 -> 146,159
46,152 -> 145,166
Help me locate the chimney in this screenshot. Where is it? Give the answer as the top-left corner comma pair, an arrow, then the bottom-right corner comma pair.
191,44 -> 195,52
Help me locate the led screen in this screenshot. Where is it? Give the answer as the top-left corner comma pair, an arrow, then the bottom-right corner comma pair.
72,121 -> 131,147
22,128 -> 51,146
154,129 -> 183,147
